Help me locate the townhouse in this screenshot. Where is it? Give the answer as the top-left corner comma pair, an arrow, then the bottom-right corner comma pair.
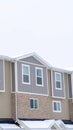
0,53 -> 73,122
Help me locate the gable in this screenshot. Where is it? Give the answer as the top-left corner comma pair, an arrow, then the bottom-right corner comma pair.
20,56 -> 43,65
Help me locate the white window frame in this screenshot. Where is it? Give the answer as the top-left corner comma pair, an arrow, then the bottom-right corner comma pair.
30,98 -> 39,110
52,101 -> 61,113
55,72 -> 62,90
22,64 -> 30,84
35,67 -> 43,86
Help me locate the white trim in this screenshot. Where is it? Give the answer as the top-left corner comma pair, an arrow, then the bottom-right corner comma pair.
55,72 -> 62,90
29,98 -> 39,110
52,96 -> 65,99
52,67 -> 72,74
17,60 -> 45,67
52,101 -> 61,113
15,61 -> 18,121
10,62 -> 12,93
35,67 -> 43,87
15,52 -> 52,69
15,61 -> 18,92
3,60 -> 5,92
11,91 -> 48,96
22,64 -> 30,85
51,70 -> 54,97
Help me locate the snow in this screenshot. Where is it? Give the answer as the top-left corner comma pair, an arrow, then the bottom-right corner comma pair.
21,120 -> 62,129
19,119 -> 73,130
65,124 -> 73,128
66,67 -> 73,71
21,120 -> 55,129
0,124 -> 20,129
56,120 -> 66,129
22,121 -> 48,128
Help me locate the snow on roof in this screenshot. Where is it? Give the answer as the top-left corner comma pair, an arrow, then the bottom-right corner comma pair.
21,120 -> 48,128
65,124 -> 73,128
0,124 -> 20,129
19,119 -> 73,130
66,67 -> 73,71
56,120 -> 66,129
15,52 -> 52,69
44,120 -> 56,128
52,66 -> 72,74
0,55 -> 12,61
21,120 -> 57,129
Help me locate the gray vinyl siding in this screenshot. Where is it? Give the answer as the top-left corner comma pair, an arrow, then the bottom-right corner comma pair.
12,63 -> 15,91
0,60 -> 4,91
20,56 -> 43,65
52,71 -> 65,97
17,61 -> 48,94
68,74 -> 72,98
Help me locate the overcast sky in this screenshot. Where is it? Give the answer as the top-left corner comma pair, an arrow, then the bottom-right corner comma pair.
0,0 -> 73,68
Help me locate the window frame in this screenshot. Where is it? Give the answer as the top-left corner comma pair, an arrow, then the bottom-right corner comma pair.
55,72 -> 62,90
30,98 -> 39,110
52,101 -> 61,113
35,67 -> 43,86
22,64 -> 30,85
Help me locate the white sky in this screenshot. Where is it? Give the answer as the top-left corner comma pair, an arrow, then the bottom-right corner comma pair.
0,0 -> 73,68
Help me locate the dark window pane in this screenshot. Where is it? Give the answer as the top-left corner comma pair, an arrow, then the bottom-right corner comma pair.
54,102 -> 57,110
30,99 -> 33,108
23,75 -> 29,83
37,77 -> 42,85
35,100 -> 38,108
56,81 -> 61,88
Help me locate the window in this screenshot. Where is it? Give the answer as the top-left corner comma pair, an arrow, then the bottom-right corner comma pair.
30,99 -> 38,109
53,101 -> 61,112
22,64 -> 30,84
55,72 -> 62,89
36,67 -> 43,86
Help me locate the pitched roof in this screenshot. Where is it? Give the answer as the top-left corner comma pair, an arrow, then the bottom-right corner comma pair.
15,52 -> 52,69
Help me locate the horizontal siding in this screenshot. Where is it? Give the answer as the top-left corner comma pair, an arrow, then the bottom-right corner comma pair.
17,61 -> 48,95
52,71 -> 65,98
20,56 -> 43,65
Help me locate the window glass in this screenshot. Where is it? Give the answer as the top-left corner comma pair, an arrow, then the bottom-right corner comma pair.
22,65 -> 30,84
37,69 -> 42,77
56,81 -> 61,88
56,73 -> 61,81
23,66 -> 29,75
30,99 -> 33,108
53,101 -> 61,112
36,68 -> 43,86
55,72 -> 62,89
30,99 -> 38,109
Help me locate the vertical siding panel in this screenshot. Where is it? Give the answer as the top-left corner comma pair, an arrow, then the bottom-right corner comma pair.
52,71 -> 65,98
0,60 -> 4,91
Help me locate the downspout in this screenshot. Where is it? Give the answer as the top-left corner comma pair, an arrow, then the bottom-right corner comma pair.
15,61 -> 18,121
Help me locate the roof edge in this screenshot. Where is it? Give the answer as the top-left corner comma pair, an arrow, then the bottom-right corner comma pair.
15,52 -> 52,69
